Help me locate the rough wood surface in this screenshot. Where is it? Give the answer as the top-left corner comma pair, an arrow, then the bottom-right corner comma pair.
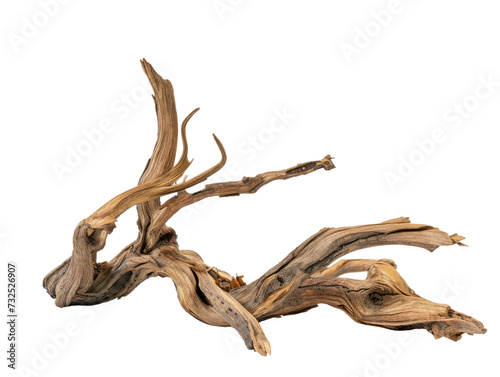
43,60 -> 486,355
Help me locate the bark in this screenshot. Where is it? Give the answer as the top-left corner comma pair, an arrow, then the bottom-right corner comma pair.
43,59 -> 486,356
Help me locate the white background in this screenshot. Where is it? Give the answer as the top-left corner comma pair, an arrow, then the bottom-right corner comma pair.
1,1 -> 499,376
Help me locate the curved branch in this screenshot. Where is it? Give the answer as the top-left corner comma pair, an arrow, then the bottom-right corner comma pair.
151,154 -> 335,228
267,259 -> 486,341
138,58 -> 179,182
85,133 -> 224,233
230,217 -> 466,313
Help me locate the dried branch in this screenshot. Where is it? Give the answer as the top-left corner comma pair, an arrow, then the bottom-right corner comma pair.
264,258 -> 486,341
148,154 -> 335,232
43,60 -> 486,355
136,59 -> 179,238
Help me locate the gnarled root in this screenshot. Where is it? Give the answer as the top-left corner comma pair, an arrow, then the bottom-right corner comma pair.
44,217 -> 486,354
43,60 -> 485,356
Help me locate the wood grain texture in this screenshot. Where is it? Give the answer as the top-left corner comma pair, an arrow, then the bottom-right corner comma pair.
43,60 -> 486,355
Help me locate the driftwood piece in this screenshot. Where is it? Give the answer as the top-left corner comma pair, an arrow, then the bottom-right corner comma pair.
43,60 -> 486,356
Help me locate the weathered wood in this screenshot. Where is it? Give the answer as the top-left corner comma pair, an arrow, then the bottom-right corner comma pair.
43,60 -> 486,355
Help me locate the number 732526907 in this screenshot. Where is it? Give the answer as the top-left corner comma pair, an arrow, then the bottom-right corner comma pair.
7,263 -> 16,313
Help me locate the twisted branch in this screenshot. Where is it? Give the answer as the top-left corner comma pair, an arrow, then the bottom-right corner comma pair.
43,60 -> 486,356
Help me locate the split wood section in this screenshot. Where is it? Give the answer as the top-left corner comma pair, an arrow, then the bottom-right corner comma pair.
43,60 -> 486,355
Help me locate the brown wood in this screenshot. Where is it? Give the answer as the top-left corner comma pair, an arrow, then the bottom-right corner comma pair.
43,59 -> 486,356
